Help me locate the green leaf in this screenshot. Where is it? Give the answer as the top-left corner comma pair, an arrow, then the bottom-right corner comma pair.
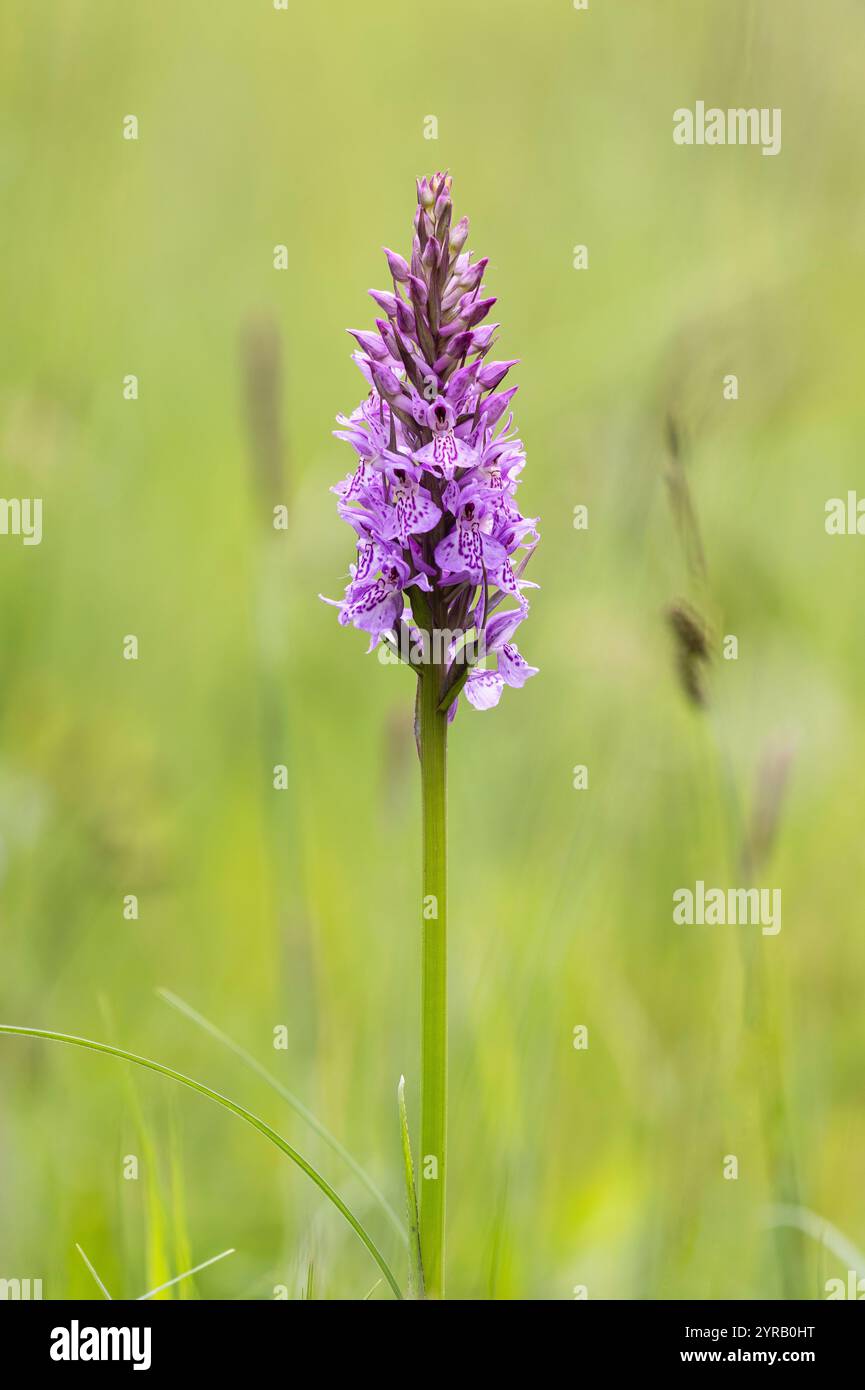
0,1024 -> 403,1300
398,1075 -> 425,1299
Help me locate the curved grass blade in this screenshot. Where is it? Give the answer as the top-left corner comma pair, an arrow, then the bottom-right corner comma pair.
398,1075 -> 424,1298
157,988 -> 405,1244
0,1025 -> 402,1300
764,1204 -> 865,1272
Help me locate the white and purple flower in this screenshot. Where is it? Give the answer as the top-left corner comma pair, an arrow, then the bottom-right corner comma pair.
323,173 -> 539,715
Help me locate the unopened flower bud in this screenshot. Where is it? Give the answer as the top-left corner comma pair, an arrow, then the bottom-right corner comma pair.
384,247 -> 411,283
395,297 -> 416,336
370,360 -> 402,400
348,329 -> 389,362
477,359 -> 518,390
406,275 -> 428,307
449,216 -> 469,254
422,236 -> 441,274
369,289 -> 400,318
479,385 -> 518,427
461,296 -> 497,329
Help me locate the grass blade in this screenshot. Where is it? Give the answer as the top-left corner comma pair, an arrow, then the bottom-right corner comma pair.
98,996 -> 174,1298
169,1111 -> 195,1299
75,1243 -> 113,1300
765,1204 -> 865,1272
398,1075 -> 424,1298
0,1024 -> 403,1300
157,988 -> 405,1244
138,1247 -> 235,1301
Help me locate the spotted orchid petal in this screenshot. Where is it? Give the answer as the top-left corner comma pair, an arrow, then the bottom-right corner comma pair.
464,671 -> 505,710
498,642 -> 539,689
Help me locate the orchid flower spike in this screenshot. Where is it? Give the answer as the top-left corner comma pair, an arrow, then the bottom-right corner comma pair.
323,172 -> 539,718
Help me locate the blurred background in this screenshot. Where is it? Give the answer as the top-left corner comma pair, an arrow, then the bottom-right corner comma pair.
1,0 -> 864,1300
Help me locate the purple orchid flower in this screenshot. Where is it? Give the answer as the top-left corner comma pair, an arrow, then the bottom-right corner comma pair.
433,489 -> 507,585
323,172 -> 539,715
464,638 -> 539,711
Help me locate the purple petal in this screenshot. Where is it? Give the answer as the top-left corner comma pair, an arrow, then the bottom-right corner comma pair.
499,642 -> 539,689
465,671 -> 504,710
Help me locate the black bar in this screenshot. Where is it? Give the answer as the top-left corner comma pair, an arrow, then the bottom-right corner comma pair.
1,1297 -> 861,1374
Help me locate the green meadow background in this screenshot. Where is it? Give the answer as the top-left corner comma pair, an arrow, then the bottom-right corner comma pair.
1,0 -> 863,1300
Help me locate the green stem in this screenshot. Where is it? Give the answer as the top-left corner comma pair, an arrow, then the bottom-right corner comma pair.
418,663 -> 448,1298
